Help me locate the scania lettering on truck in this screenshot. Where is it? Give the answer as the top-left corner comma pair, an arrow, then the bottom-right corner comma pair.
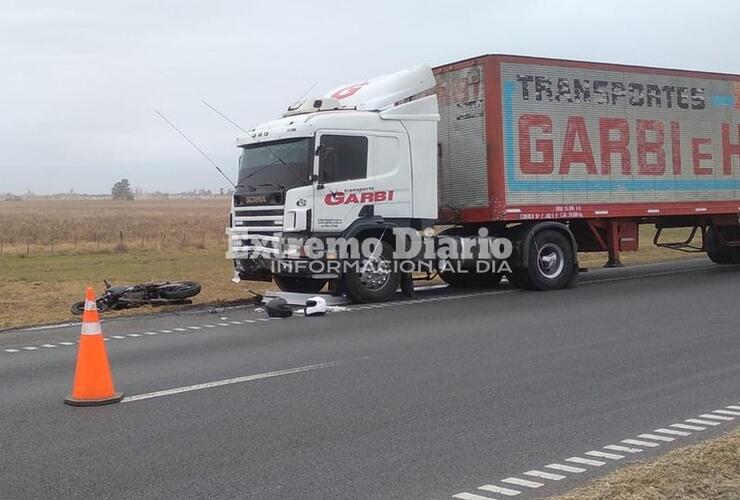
228,54 -> 740,303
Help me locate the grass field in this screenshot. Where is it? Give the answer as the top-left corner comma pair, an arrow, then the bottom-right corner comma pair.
554,427 -> 740,500
0,198 -> 705,330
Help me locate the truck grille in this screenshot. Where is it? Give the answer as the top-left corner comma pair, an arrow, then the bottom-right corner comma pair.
228,205 -> 284,258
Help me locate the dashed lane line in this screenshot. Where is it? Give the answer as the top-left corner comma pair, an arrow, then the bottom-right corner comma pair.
451,401 -> 740,499
585,450 -> 624,460
699,413 -> 734,421
500,477 -> 544,488
477,484 -> 522,496
638,433 -> 675,442
545,464 -> 586,473
686,418 -> 721,426
2,318 -> 281,354
622,438 -> 660,447
604,444 -> 642,453
654,428 -> 691,437
670,423 -> 705,431
523,470 -> 565,481
565,457 -> 606,467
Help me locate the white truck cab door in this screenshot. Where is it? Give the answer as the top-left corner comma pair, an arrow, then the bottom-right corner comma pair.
312,132 -> 374,234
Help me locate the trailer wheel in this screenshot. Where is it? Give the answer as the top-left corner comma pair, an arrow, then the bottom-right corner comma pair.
343,240 -> 399,303
706,227 -> 740,265
273,276 -> 327,294
440,271 -> 502,288
519,230 -> 575,291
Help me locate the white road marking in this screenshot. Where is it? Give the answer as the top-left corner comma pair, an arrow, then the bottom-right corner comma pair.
187,326 -> 202,330
59,341 -> 75,346
585,450 -> 624,460
638,433 -> 674,442
122,361 -> 339,403
686,418 -> 721,426
229,321 -> 243,325
500,477 -> 543,488
216,323 -> 230,327
604,444 -> 642,453
202,324 -> 217,328
41,344 -> 57,348
111,335 -> 126,339
143,331 -> 158,336
726,406 -> 740,411
453,493 -> 497,500
4,349 -> 19,353
159,330 -> 173,333
622,439 -> 659,447
523,470 -> 565,481
174,327 -> 187,331
654,428 -> 690,436
478,484 -> 521,495
565,457 -> 605,467
545,463 -> 586,473
699,413 -> 734,421
23,346 -> 38,350
127,333 -> 142,337
103,338 -> 110,341
257,318 -> 270,322
671,423 -> 705,431
713,409 -> 740,417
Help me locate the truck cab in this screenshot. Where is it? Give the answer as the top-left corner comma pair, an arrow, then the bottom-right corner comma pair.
228,66 -> 440,299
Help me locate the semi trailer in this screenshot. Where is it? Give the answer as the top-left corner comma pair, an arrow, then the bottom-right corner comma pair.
228,54 -> 740,302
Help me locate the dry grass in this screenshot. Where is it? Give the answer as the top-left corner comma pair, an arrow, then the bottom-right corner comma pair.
553,427 -> 740,500
0,247 -> 275,330
0,198 -> 229,256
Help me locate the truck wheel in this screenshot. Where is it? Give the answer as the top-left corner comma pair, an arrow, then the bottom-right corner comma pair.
440,270 -> 502,288
343,240 -> 399,303
520,230 -> 575,291
706,227 -> 740,265
273,276 -> 327,294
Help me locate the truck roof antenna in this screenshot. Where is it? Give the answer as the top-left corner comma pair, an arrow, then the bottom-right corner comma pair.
201,99 -> 248,133
200,99 -> 307,186
155,109 -> 236,188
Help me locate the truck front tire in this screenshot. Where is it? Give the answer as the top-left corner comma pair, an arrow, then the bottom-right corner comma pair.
343,240 -> 399,303
273,276 -> 327,294
510,230 -> 575,291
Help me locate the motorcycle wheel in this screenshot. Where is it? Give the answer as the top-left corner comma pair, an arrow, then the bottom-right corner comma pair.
159,281 -> 202,300
70,298 -> 109,315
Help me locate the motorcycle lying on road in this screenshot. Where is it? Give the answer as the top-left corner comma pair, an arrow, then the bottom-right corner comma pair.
71,280 -> 202,315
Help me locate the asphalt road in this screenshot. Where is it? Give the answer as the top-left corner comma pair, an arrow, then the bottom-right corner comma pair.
1,259 -> 738,499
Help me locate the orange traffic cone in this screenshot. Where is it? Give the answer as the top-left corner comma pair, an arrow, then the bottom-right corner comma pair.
64,287 -> 123,406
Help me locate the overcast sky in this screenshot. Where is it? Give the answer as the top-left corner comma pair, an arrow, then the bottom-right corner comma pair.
1,0 -> 738,194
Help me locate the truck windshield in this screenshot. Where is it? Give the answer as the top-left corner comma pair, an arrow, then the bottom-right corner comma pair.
237,137 -> 312,191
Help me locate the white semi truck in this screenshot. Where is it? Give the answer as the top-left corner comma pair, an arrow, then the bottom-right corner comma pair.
228,55 -> 740,302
